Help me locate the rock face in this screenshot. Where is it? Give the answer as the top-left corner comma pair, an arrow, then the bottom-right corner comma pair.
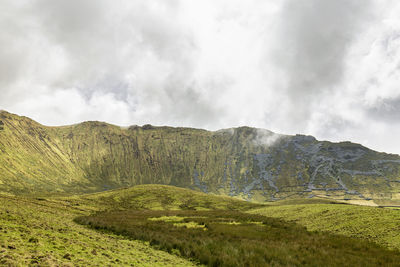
0,110 -> 400,203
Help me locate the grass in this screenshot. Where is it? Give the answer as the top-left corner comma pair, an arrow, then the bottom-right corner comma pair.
1,111 -> 400,265
55,184 -> 262,212
0,184 -> 260,266
75,209 -> 400,266
249,202 -> 400,250
2,110 -> 400,205
0,188 -> 203,266
2,184 -> 400,266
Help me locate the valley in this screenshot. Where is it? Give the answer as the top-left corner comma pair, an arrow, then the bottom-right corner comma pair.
0,185 -> 400,266
1,111 -> 400,266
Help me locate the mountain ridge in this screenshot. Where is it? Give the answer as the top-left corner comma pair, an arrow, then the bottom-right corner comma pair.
1,110 -> 399,204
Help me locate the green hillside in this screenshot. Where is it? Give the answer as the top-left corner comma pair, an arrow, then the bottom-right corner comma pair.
1,110 -> 400,204
249,202 -> 400,251
0,184 -> 261,266
1,184 -> 399,266
57,184 -> 262,212
76,209 -> 400,267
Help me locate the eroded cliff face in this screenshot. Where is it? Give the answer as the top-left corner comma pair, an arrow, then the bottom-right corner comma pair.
1,110 -> 399,202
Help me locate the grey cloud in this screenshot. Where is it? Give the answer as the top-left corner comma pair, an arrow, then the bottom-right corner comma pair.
32,1 -> 172,86
2,0 -> 400,154
162,81 -> 225,127
367,97 -> 400,123
314,115 -> 358,140
21,0 -> 204,124
0,2 -> 33,88
272,0 -> 373,130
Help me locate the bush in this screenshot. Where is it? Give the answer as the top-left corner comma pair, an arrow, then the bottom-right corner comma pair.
76,210 -> 400,266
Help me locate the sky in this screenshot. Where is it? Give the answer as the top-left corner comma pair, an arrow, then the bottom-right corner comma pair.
1,0 -> 400,154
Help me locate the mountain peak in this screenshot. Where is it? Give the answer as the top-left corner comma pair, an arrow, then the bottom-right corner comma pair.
0,112 -> 399,205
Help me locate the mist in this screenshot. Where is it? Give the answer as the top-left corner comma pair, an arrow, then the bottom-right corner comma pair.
1,0 -> 400,154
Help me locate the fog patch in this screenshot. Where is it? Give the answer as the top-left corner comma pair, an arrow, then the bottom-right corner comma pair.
253,129 -> 283,147
215,128 -> 235,135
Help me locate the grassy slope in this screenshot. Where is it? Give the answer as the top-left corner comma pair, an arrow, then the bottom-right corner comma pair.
0,184 -> 261,266
0,112 -> 87,194
0,112 -> 269,196
249,201 -> 400,250
1,110 -> 400,203
0,111 -> 240,194
2,184 -> 400,266
59,184 -> 262,211
76,207 -> 400,266
0,196 -> 198,267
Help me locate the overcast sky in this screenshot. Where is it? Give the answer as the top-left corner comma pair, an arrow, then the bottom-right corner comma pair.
1,0 -> 400,154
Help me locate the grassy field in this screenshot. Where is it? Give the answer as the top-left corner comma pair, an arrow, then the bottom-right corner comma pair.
0,196 -> 199,266
76,209 -> 400,267
1,185 -> 244,266
1,185 -> 400,266
56,184 -> 262,212
249,200 -> 400,251
0,185 -> 262,266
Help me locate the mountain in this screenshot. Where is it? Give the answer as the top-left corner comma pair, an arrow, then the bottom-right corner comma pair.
1,110 -> 399,203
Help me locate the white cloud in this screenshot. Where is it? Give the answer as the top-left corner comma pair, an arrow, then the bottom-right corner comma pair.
9,88 -> 132,126
1,0 -> 400,153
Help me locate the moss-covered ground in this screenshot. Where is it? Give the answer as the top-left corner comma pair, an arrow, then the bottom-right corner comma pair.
76,209 -> 400,267
57,184 -> 261,212
1,185 -> 400,266
0,185 -> 260,266
2,110 -> 400,204
0,186 -> 223,266
249,200 -> 400,251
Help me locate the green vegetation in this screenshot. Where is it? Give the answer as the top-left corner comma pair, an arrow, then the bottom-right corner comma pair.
0,184 -> 259,266
1,111 -> 400,266
1,184 -> 400,266
1,110 -> 400,204
0,194 -> 197,266
75,210 -> 400,267
249,202 -> 400,250
58,184 -> 262,212
1,110 -> 400,265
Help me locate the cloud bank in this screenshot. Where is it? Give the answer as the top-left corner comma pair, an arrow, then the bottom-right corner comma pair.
1,0 -> 400,154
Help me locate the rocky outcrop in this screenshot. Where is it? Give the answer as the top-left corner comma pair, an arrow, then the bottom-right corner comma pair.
0,111 -> 399,203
